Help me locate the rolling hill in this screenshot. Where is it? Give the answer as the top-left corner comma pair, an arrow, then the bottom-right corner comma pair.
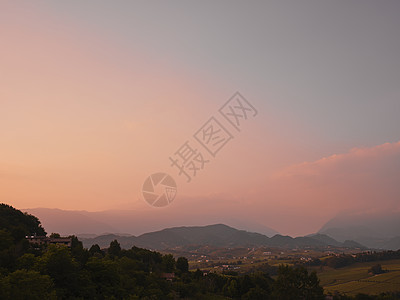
79,224 -> 365,250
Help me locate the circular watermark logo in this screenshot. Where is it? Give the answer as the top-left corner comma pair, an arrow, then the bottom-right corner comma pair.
142,173 -> 177,207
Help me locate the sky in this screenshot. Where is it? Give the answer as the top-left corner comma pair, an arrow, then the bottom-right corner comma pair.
1,1 -> 400,236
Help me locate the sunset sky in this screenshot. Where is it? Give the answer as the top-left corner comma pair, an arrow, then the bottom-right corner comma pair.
1,1 -> 400,236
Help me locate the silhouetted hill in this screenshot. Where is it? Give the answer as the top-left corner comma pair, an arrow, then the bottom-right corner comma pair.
80,224 -> 365,250
306,233 -> 342,247
342,240 -> 365,249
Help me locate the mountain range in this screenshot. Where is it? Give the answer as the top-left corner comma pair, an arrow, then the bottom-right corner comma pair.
78,224 -> 365,250
23,208 -> 279,237
23,207 -> 400,250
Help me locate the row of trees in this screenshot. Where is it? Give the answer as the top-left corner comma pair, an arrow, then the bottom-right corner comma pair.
304,250 -> 400,269
0,237 -> 325,299
331,292 -> 400,300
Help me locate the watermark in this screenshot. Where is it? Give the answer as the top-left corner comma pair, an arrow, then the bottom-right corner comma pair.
219,92 -> 258,131
142,173 -> 177,207
193,117 -> 233,157
141,92 -> 257,207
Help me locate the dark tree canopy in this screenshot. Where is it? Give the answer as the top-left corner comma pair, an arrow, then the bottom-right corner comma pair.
0,203 -> 46,240
108,239 -> 122,258
273,265 -> 324,300
176,256 -> 189,273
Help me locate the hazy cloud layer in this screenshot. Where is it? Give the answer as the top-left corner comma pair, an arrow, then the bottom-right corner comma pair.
254,141 -> 400,234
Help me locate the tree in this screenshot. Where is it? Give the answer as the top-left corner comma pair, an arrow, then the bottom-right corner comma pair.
89,244 -> 103,256
0,229 -> 13,251
272,265 -> 324,300
0,269 -> 56,300
16,253 -> 37,270
250,272 -> 273,295
242,286 -> 270,300
368,264 -> 384,275
162,254 -> 175,273
238,274 -> 254,295
193,268 -> 203,280
70,235 -> 89,265
0,204 -> 46,269
36,244 -> 80,298
0,203 -> 46,240
176,257 -> 189,273
85,257 -> 122,298
223,279 -> 238,298
109,240 -> 122,258
0,229 -> 14,269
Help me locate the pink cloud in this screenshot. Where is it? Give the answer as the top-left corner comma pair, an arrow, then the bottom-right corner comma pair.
277,141 -> 400,179
257,141 -> 400,234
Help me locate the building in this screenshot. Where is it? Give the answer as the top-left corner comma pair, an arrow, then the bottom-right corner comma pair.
26,236 -> 72,247
161,273 -> 175,281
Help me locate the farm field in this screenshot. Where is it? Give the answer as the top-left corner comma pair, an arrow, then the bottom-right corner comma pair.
316,259 -> 400,296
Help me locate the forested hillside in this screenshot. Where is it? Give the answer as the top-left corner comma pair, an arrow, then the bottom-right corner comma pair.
0,204 -> 398,299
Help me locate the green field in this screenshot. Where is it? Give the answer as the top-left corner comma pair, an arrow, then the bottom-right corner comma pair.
315,259 -> 400,296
